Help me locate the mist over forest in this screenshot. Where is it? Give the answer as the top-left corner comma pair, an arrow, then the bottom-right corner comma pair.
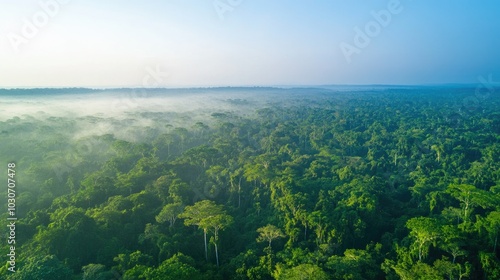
1,87 -> 499,279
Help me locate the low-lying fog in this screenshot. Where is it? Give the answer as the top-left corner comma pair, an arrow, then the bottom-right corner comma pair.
0,87 -> 340,140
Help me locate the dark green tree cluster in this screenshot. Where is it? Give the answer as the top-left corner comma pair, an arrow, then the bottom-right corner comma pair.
1,87 -> 499,279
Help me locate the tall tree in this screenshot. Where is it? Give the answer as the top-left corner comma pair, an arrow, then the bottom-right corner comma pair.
257,224 -> 285,248
406,217 -> 442,262
205,212 -> 233,267
179,200 -> 232,266
156,202 -> 184,228
179,200 -> 217,261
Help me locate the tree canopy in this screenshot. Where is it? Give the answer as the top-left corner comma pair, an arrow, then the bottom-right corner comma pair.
1,87 -> 499,279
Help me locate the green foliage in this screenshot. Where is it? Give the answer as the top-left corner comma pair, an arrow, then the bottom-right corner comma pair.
156,202 -> 184,227
273,263 -> 329,280
326,248 -> 381,279
406,217 -> 442,262
113,250 -> 153,273
82,263 -> 115,280
179,200 -> 233,266
6,255 -> 72,280
33,206 -> 102,270
257,224 -> 286,248
141,253 -> 203,280
4,88 -> 500,278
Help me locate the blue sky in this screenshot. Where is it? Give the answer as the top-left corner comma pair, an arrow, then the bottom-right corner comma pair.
0,0 -> 499,87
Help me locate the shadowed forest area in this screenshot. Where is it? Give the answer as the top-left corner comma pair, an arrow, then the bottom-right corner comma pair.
1,87 -> 499,279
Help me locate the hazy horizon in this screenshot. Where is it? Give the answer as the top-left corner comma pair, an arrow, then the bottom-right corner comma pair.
0,83 -> 488,91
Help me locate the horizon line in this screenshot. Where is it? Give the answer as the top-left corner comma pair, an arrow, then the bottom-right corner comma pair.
0,83 -> 484,91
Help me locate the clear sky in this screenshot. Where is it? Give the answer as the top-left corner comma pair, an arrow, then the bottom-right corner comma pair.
0,0 -> 499,88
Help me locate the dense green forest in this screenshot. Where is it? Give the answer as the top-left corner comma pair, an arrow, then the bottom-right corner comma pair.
1,87 -> 499,279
